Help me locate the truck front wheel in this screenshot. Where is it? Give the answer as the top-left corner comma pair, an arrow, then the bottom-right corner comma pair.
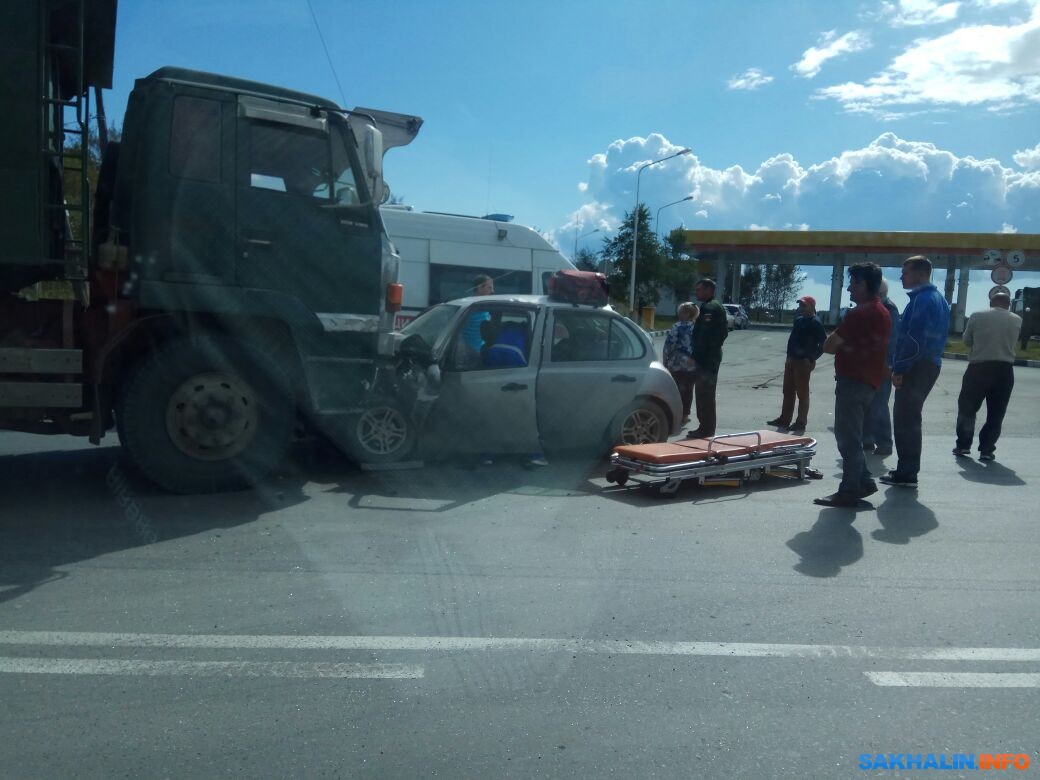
117,336 -> 293,493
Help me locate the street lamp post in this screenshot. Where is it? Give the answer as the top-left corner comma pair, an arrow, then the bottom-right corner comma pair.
655,195 -> 694,241
573,228 -> 600,260
629,148 -> 691,318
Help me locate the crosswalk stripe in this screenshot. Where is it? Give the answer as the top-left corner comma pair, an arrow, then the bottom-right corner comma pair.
866,672 -> 1040,688
1,630 -> 1038,662
0,657 -> 423,679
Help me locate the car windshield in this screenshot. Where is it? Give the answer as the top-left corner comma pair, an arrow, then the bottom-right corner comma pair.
6,3 -> 1039,777
399,303 -> 459,348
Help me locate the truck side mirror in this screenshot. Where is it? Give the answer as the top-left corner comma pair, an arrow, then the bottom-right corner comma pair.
361,124 -> 385,203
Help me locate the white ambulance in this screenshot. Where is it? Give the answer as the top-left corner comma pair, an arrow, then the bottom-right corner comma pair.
380,206 -> 576,328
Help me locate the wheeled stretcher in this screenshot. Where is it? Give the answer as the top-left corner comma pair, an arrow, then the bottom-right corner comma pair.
605,430 -> 820,497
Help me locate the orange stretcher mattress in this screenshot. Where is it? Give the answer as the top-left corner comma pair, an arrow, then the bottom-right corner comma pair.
613,431 -> 814,466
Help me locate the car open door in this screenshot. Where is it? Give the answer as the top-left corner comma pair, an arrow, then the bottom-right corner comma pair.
425,303 -> 542,454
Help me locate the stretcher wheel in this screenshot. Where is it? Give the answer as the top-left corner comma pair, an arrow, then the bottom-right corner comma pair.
605,468 -> 629,485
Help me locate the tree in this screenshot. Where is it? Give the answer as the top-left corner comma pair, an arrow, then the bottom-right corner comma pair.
573,247 -> 599,272
599,204 -> 667,310
664,253 -> 701,304
738,265 -> 762,309
759,264 -> 806,314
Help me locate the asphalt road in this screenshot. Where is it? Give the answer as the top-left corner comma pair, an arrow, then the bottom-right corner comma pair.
1,328 -> 1038,778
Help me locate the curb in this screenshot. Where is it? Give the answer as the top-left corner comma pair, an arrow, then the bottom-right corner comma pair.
942,352 -> 1040,369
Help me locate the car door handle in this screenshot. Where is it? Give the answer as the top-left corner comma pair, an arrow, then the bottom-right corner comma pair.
244,237 -> 273,246
501,383 -> 528,391
611,375 -> 637,383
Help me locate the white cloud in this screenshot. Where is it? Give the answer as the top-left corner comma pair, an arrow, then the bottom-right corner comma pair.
818,7 -> 1040,113
791,30 -> 872,78
567,131 -> 1040,239
727,68 -> 774,90
881,0 -> 962,26
1013,141 -> 1040,169
1002,222 -> 1019,231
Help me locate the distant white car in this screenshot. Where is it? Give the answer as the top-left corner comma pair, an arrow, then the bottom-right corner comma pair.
724,304 -> 750,330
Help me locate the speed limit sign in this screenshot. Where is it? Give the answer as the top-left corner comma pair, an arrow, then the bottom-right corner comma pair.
991,264 -> 1013,285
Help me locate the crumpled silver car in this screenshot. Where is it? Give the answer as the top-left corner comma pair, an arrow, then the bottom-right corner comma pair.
393,295 -> 682,459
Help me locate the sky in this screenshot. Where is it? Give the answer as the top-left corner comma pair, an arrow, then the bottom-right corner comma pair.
104,0 -> 1040,312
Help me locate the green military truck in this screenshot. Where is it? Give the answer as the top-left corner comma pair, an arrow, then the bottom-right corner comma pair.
0,0 -> 424,492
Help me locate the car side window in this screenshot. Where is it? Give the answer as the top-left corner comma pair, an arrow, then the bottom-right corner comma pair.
608,319 -> 646,360
551,311 -> 646,362
449,308 -> 535,371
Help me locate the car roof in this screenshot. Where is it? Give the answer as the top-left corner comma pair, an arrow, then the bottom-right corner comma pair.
445,294 -> 615,312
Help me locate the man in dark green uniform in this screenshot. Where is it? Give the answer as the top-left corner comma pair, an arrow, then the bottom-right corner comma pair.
687,278 -> 729,438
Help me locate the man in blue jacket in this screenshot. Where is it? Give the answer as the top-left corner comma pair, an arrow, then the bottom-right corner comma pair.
880,256 -> 950,488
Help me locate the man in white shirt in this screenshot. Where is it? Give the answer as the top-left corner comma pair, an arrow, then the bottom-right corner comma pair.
953,292 -> 1022,461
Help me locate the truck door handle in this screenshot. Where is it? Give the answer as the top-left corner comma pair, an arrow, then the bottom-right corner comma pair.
501,383 -> 527,392
244,238 -> 272,246
611,375 -> 637,383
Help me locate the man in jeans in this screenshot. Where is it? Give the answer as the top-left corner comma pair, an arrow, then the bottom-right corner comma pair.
953,292 -> 1022,461
767,295 -> 826,434
814,263 -> 891,508
862,280 -> 900,456
881,256 -> 950,488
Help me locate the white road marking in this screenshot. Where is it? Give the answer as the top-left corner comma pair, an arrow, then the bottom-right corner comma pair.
1,631 -> 1038,662
0,657 -> 423,679
867,672 -> 1040,688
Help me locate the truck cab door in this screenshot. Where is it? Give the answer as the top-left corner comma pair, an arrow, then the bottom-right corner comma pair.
235,98 -> 382,327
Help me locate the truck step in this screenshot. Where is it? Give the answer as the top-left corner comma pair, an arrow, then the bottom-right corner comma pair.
0,382 -> 82,408
0,348 -> 82,374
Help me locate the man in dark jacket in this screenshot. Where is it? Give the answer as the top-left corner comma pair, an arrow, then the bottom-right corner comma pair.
880,256 -> 950,488
687,278 -> 729,438
767,295 -> 826,434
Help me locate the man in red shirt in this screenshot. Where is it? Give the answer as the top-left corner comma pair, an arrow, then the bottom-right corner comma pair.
814,263 -> 892,508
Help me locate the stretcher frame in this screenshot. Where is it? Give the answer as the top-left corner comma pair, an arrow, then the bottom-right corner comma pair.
606,430 -> 819,497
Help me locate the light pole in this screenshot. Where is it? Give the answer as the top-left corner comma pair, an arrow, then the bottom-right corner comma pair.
629,148 -> 691,318
573,227 -> 600,260
655,195 -> 694,241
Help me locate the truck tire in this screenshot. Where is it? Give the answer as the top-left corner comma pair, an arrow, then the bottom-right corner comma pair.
116,336 -> 293,493
608,400 -> 669,448
342,399 -> 417,465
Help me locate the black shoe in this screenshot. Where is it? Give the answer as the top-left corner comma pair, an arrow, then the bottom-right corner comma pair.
952,447 -> 971,457
766,418 -> 788,428
857,481 -> 878,498
879,472 -> 917,487
788,424 -> 806,435
813,492 -> 861,508
979,452 -> 995,462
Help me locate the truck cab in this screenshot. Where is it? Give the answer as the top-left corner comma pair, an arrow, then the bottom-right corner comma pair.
1,1 -> 424,492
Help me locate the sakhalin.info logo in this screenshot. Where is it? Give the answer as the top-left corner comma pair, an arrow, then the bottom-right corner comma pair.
858,754 -> 1030,771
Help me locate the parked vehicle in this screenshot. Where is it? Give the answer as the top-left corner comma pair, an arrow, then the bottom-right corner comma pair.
724,304 -> 750,329
391,295 -> 682,461
380,206 -> 575,328
0,0 -> 423,492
